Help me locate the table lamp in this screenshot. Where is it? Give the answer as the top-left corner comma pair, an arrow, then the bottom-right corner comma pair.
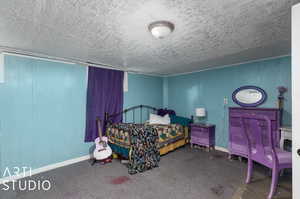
195,108 -> 206,124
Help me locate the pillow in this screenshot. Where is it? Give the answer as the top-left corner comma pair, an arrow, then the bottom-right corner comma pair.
149,113 -> 170,125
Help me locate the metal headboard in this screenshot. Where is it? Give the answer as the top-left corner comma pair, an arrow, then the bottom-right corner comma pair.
105,105 -> 158,124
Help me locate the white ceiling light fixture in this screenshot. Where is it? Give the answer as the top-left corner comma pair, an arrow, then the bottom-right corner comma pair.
148,21 -> 175,39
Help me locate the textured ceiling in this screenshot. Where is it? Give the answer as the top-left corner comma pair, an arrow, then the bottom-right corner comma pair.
0,0 -> 299,75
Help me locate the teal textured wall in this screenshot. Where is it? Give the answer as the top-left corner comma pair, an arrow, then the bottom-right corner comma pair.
0,55 -> 91,176
124,73 -> 163,109
124,73 -> 163,123
0,55 -> 163,176
167,57 -> 291,148
163,77 -> 169,108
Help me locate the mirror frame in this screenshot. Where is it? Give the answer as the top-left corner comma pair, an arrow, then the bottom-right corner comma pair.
232,86 -> 267,107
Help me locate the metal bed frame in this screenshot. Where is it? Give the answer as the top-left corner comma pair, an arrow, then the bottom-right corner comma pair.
105,104 -> 158,125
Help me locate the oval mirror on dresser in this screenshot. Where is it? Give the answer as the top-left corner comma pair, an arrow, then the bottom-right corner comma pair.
232,86 -> 267,107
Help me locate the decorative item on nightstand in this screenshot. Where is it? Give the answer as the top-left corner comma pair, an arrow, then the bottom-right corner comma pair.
195,108 -> 206,124
190,123 -> 215,151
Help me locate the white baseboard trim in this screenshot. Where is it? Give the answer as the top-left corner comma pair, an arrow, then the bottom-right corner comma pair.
215,146 -> 229,153
0,154 -> 91,184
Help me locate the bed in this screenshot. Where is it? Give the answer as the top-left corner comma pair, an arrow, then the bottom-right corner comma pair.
104,105 -> 192,174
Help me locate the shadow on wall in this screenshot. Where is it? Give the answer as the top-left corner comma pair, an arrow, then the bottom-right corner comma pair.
282,110 -> 292,126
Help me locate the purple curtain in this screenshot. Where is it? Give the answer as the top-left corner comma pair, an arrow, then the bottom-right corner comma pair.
85,66 -> 124,142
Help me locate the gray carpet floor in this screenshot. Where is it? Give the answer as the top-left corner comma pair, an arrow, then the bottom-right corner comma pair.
0,146 -> 292,199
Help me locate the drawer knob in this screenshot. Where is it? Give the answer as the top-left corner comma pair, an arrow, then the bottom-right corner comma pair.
298,149 -> 300,157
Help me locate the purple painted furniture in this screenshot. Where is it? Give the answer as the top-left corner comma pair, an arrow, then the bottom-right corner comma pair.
229,107 -> 280,158
237,113 -> 292,199
190,123 -> 215,151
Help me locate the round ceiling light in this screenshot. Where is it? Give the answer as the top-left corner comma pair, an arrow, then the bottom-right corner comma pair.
148,21 -> 175,39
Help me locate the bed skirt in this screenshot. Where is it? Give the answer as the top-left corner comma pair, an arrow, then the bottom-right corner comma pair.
109,143 -> 130,159
159,137 -> 187,155
110,137 -> 187,159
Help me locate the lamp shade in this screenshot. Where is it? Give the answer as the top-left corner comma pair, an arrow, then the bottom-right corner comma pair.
195,108 -> 206,117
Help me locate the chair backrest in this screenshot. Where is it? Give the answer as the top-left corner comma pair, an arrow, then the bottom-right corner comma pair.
237,113 -> 278,165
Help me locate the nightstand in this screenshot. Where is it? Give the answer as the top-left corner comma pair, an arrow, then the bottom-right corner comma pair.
190,123 -> 215,151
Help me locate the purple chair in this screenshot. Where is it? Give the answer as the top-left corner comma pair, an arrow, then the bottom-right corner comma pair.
238,113 -> 292,199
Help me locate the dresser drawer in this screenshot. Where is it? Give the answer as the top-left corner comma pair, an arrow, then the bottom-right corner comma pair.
230,117 -> 278,131
191,130 -> 208,138
191,136 -> 209,145
230,109 -> 278,120
191,126 -> 208,132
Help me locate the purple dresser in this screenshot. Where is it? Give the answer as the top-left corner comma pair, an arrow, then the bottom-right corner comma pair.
229,107 -> 280,158
190,123 -> 215,150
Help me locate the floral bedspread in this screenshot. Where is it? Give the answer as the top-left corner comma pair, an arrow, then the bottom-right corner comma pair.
150,124 -> 185,148
107,123 -> 184,149
107,123 -> 160,174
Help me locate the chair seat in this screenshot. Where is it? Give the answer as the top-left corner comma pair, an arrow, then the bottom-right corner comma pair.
250,147 -> 292,165
265,147 -> 292,165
